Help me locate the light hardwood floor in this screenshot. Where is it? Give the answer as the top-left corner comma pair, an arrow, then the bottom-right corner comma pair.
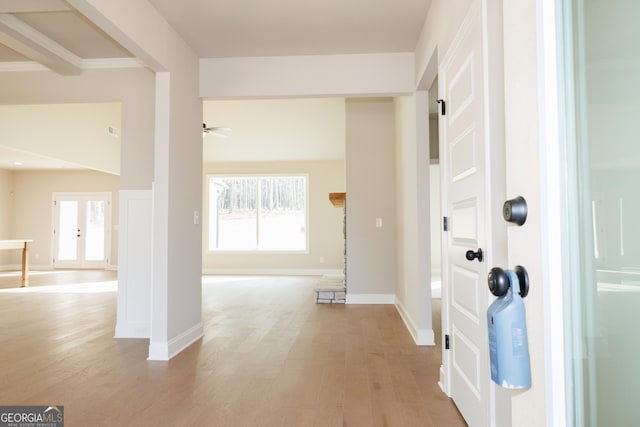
0,271 -> 466,426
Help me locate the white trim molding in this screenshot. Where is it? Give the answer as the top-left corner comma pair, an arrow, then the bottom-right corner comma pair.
395,298 -> 435,346
345,293 -> 395,304
148,322 -> 204,361
114,190 -> 152,339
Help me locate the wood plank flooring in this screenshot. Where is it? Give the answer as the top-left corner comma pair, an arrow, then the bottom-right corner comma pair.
0,272 -> 465,426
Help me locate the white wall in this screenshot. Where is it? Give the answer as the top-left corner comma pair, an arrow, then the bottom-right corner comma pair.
503,1 -> 547,424
200,53 -> 415,99
345,98 -> 397,303
202,160 -> 345,274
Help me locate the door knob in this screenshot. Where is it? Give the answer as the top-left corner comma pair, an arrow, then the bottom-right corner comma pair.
488,266 -> 529,297
465,248 -> 483,262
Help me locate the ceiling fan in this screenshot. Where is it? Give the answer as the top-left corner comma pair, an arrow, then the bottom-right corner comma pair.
203,123 -> 232,138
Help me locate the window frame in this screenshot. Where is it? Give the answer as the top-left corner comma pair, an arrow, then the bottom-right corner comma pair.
205,173 -> 309,254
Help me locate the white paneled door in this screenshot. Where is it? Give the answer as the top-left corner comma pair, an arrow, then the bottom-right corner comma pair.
440,1 -> 491,425
53,192 -> 111,269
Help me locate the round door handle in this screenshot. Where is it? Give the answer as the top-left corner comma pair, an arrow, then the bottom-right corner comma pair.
465,248 -> 483,262
488,267 -> 509,296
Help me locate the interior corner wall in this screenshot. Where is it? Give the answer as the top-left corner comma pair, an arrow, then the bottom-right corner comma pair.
345,98 -> 397,302
394,94 -> 434,345
0,170 -> 14,266
414,0 -> 473,88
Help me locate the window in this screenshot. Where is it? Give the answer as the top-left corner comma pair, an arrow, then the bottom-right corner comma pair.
208,175 -> 307,251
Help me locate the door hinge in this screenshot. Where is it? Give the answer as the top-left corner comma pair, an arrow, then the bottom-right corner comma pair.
443,216 -> 449,232
445,334 -> 450,350
437,99 -> 446,115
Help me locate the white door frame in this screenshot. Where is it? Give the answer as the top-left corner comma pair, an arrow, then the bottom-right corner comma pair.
537,0 -> 569,424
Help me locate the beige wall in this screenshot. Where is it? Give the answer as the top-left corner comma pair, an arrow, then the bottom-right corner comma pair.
0,170 -> 13,265
346,98 -> 397,297
394,93 -> 433,342
7,170 -> 119,268
202,160 -> 345,272
0,103 -> 121,175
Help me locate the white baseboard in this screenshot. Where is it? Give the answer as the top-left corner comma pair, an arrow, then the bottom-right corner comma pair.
345,293 -> 395,304
439,365 -> 450,396
394,298 -> 435,346
148,322 -> 204,361
202,268 -> 342,276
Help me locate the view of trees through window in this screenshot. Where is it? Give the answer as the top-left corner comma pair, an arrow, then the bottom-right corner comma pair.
208,175 -> 307,251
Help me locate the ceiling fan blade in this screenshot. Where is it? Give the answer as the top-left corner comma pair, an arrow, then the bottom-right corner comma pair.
203,123 -> 232,132
205,126 -> 232,132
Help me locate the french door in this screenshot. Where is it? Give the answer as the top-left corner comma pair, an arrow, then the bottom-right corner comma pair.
53,192 -> 111,269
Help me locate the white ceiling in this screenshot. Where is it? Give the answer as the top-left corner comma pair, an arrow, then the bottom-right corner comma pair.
0,0 -> 431,170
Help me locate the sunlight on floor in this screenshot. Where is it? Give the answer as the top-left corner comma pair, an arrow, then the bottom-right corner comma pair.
0,270 -> 84,278
0,280 -> 117,294
201,275 -> 265,285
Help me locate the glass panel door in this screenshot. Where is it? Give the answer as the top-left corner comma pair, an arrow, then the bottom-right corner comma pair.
84,200 -> 106,261
53,193 -> 111,269
563,0 -> 640,425
57,200 -> 79,261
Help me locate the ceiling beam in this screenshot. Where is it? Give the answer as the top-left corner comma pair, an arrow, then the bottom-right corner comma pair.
0,0 -> 70,13
0,13 -> 82,75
